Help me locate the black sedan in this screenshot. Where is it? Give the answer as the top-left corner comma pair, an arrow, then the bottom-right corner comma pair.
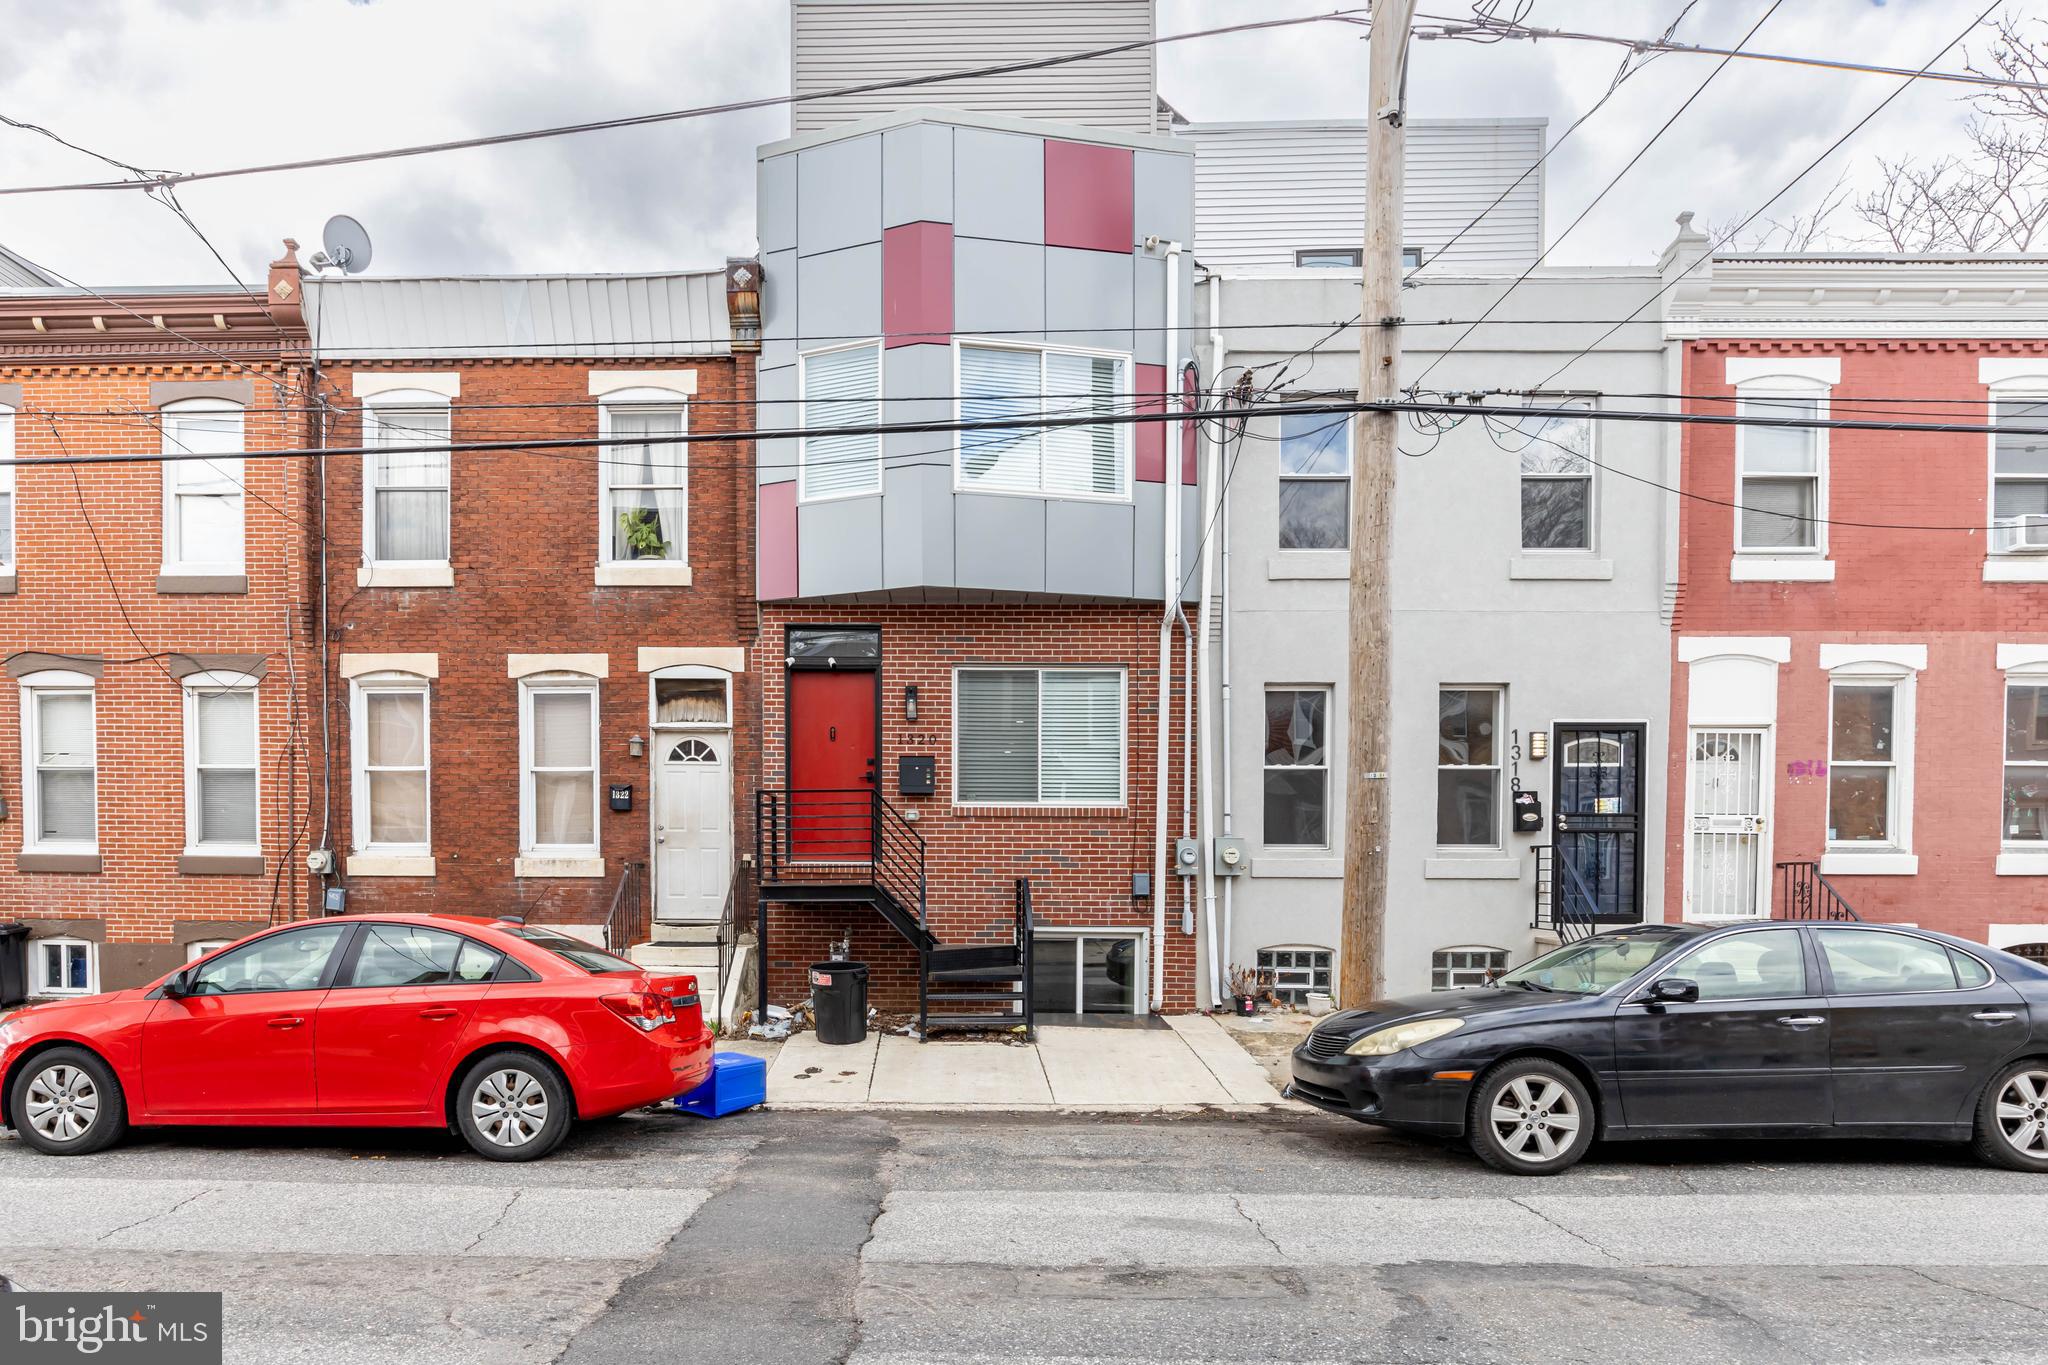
1289,920 -> 2048,1175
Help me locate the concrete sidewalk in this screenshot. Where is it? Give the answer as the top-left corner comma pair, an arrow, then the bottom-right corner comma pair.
762,1014 -> 1291,1111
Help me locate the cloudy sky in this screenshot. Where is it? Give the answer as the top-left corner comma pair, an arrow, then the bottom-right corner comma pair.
0,0 -> 2014,287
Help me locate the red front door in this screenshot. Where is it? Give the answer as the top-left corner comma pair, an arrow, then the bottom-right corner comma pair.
788,669 -> 878,860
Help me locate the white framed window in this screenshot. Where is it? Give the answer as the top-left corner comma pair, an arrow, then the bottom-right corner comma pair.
956,340 -> 1131,500
0,401 -> 15,569
520,674 -> 600,855
363,393 -> 452,565
1502,397 -> 1595,552
183,672 -> 259,854
2006,678 -> 2048,847
1263,688 -> 1329,847
1734,386 -> 1827,555
1432,946 -> 1507,991
185,939 -> 232,963
32,937 -> 95,996
1436,686 -> 1502,848
1827,680 -> 1900,848
954,667 -> 1125,807
1294,249 -> 1360,269
1277,412 -> 1350,550
1989,390 -> 2048,555
1031,930 -> 1146,1014
350,673 -> 432,855
19,670 -> 97,853
799,341 -> 881,501
160,399 -> 245,574
1258,946 -> 1332,1003
598,389 -> 689,564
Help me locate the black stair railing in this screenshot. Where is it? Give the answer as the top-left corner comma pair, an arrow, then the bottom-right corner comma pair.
1530,846 -> 1600,944
755,787 -> 928,925
1015,877 -> 1036,1040
1773,860 -> 1862,922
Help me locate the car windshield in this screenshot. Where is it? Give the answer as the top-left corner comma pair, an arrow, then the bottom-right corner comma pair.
504,927 -> 641,975
1497,931 -> 1691,996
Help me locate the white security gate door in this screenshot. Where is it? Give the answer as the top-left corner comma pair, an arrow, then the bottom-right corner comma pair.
1686,728 -> 1769,920
656,733 -> 731,922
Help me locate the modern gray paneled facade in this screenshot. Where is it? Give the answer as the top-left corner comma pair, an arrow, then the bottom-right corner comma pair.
1195,269 -> 1673,999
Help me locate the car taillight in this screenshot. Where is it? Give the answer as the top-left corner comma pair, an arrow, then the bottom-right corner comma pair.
602,992 -> 671,1033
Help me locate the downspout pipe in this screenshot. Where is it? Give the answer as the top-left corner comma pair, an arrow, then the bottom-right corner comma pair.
1150,237 -> 1183,1012
1196,273 -> 1223,1009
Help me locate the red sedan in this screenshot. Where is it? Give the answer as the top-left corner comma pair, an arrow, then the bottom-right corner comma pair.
0,914 -> 713,1161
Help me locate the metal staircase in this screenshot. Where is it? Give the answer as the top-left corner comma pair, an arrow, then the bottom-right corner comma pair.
754,788 -> 1034,1040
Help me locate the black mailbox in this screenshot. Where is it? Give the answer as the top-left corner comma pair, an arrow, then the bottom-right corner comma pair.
608,783 -> 634,813
1512,789 -> 1544,834
898,755 -> 936,796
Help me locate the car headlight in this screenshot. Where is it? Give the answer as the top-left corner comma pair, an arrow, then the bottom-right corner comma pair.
1344,1016 -> 1465,1057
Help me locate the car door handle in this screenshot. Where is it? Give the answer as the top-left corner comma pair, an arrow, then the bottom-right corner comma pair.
419,1008 -> 460,1021
267,1016 -> 306,1029
1973,1010 -> 2019,1022
1776,1015 -> 1826,1027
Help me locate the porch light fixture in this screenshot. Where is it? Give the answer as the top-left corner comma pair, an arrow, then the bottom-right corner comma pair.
1528,730 -> 1549,761
628,734 -> 645,758
904,685 -> 919,723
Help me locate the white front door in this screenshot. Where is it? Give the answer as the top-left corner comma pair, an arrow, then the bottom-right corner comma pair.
1685,727 -> 1770,920
655,733 -> 731,922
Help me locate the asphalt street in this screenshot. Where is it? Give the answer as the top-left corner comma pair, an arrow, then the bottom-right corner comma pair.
5,1106 -> 2048,1364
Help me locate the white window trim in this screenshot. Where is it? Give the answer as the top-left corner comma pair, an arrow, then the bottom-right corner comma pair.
1262,686 -> 1331,850
185,939 -> 232,963
951,337 -> 1134,503
1984,377 -> 2048,572
0,400 -> 15,572
797,339 -> 883,504
1512,395 -> 1598,557
519,672 -> 602,859
1032,926 -> 1148,1014
349,670 -> 432,862
1436,685 -> 1505,851
1431,945 -> 1508,991
159,397 -> 246,577
1819,659 -> 1917,862
31,936 -> 96,997
1276,412 -> 1352,553
951,666 -> 1128,808
19,668 -> 97,856
596,386 -> 691,575
360,389 -> 454,575
182,669 -> 261,858
1732,381 -> 1830,568
2000,650 -> 2048,861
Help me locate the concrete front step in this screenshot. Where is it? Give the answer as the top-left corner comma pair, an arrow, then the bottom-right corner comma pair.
628,942 -> 720,973
646,922 -> 720,946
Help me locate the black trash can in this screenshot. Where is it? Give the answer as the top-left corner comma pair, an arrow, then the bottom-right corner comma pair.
0,923 -> 29,1009
810,959 -> 869,1045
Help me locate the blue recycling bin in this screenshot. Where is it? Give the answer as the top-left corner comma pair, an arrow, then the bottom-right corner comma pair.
675,1051 -> 767,1118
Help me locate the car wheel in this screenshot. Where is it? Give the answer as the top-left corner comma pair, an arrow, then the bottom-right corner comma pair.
1467,1058 -> 1592,1176
1972,1061 -> 2048,1172
453,1051 -> 571,1162
8,1047 -> 128,1156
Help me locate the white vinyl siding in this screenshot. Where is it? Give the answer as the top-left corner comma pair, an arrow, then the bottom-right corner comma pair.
1178,119 -> 1545,271
186,683 -> 258,851
520,676 -> 600,854
790,0 -> 1159,134
364,398 -> 452,564
955,667 -> 1124,806
958,342 -> 1129,499
160,400 -> 245,574
800,343 -> 882,500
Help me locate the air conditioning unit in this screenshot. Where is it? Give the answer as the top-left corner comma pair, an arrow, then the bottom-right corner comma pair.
1995,514 -> 2048,555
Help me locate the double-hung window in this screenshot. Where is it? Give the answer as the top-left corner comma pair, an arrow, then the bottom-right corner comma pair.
20,672 -> 97,855
160,399 -> 245,577
599,391 -> 689,565
1827,681 -> 1898,846
1436,687 -> 1502,847
1277,412 -> 1350,550
521,675 -> 599,856
1734,389 -> 1826,554
1264,688 -> 1329,847
0,401 -> 15,571
1991,394 -> 2048,554
364,396 -> 452,565
955,667 -> 1124,806
1507,397 -> 1595,551
184,674 -> 259,855
2005,679 -> 2048,845
800,343 -> 881,500
957,342 -> 1130,499
351,674 -> 431,859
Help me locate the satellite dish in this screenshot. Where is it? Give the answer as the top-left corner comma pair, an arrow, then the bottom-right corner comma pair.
311,214 -> 372,274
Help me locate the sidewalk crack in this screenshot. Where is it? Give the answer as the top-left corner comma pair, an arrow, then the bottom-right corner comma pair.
1230,1194 -> 1286,1257
1908,1266 -> 2046,1313
1508,1195 -> 1621,1264
96,1187 -> 212,1242
461,1187 -> 524,1254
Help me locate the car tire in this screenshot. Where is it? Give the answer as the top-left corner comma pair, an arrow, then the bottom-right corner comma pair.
453,1051 -> 572,1162
1467,1057 -> 1593,1176
7,1047 -> 128,1157
1972,1060 -> 2048,1172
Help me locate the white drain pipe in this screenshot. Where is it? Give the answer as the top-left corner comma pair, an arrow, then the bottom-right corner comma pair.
1195,290 -> 1223,1009
1151,237 -> 1183,1012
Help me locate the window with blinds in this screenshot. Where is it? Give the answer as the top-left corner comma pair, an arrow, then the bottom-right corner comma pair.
955,667 -> 1123,805
958,343 -> 1129,499
29,686 -> 96,847
188,687 -> 258,849
523,680 -> 598,851
801,343 -> 882,499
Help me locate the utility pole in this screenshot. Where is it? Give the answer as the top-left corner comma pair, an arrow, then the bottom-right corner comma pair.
1339,0 -> 1414,1009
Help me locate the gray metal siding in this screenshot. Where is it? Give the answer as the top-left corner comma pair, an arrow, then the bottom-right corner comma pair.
791,0 -> 1158,134
1178,119 -> 1545,272
0,244 -> 59,288
306,273 -> 729,358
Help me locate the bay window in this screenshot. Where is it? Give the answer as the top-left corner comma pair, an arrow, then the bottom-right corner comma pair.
955,667 -> 1124,806
599,392 -> 689,565
521,675 -> 599,856
800,342 -> 881,500
957,341 -> 1129,499
1436,687 -> 1501,847
160,399 -> 245,576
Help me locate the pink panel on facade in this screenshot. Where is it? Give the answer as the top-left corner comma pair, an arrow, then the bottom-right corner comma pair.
883,221 -> 953,349
1044,140 -> 1134,254
1180,362 -> 1199,484
759,482 -> 798,599
1134,363 -> 1166,483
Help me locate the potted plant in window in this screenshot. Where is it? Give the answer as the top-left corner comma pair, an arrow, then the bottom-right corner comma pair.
617,506 -> 670,560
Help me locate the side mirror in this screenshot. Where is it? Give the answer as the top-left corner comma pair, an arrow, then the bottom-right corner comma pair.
1644,976 -> 1700,1006
162,969 -> 192,998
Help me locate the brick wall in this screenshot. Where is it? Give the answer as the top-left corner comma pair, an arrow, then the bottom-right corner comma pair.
318,356 -> 758,935
1668,339 -> 2048,943
756,601 -> 1199,1011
